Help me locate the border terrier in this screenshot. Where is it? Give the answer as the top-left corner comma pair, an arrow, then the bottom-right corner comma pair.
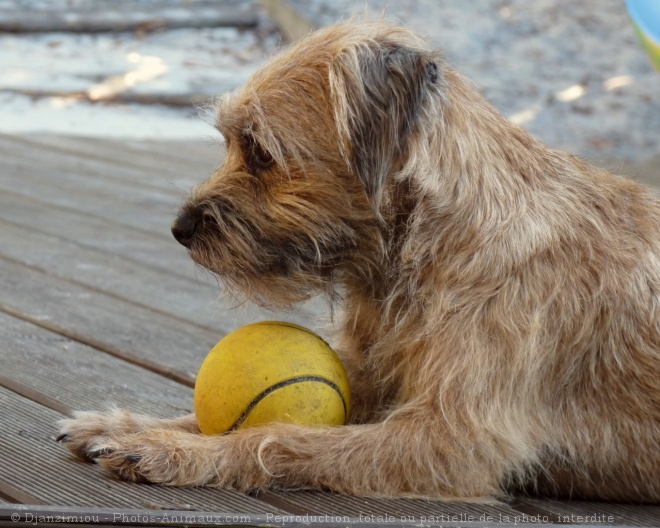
58,21 -> 659,501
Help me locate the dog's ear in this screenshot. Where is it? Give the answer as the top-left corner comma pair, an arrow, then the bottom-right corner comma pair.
330,41 -> 440,211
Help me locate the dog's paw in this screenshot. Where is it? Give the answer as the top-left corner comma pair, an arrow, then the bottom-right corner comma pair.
93,430 -> 216,486
57,409 -> 147,462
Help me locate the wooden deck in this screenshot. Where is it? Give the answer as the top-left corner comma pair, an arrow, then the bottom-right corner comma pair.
0,133 -> 658,527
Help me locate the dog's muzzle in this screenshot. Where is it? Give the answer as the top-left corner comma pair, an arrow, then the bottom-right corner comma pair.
171,210 -> 202,248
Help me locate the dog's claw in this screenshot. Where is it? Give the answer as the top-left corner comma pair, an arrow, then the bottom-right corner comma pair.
56,433 -> 69,443
124,454 -> 142,464
89,447 -> 114,459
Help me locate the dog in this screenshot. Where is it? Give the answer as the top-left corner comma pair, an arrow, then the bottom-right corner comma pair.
58,20 -> 659,501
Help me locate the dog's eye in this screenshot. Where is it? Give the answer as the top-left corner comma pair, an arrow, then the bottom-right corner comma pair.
250,141 -> 274,170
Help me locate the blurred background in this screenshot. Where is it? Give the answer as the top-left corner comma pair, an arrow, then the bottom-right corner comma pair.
0,0 -> 658,165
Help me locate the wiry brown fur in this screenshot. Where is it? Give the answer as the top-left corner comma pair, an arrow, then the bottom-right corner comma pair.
58,21 -> 659,501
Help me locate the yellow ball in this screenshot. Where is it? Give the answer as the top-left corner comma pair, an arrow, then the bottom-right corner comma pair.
194,321 -> 351,435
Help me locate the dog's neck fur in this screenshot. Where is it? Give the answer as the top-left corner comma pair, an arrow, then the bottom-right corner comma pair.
342,68 -> 545,302
338,68 -> 595,398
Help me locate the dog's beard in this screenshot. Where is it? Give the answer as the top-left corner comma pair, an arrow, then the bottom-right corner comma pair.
186,205 -> 352,308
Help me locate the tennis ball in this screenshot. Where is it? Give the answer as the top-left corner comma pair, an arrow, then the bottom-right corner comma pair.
194,321 -> 351,435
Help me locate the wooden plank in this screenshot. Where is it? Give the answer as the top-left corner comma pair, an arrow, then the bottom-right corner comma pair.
0,157 -> 176,237
0,505 -> 563,528
0,507 -> 268,528
259,0 -> 317,43
265,490 -> 523,524
0,134 -> 215,191
0,189 -> 210,284
517,498 -> 660,527
2,86 -> 222,107
0,387 -> 280,511
0,310 -> 194,416
0,135 -> 219,244
0,257 -> 215,385
0,142 -> 192,198
121,138 -> 224,169
0,483 -> 41,505
0,374 -> 69,415
0,219 -> 229,331
0,134 -> 223,174
0,5 -> 257,33
0,253 -> 322,386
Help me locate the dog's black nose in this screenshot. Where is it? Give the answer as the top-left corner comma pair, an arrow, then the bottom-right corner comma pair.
171,210 -> 201,247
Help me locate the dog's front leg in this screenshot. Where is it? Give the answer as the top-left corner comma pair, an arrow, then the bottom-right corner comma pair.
93,416 -> 501,498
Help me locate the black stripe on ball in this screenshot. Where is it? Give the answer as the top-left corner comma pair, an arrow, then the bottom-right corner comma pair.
228,375 -> 348,431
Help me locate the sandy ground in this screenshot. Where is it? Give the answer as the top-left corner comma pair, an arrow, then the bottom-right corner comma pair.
0,0 -> 281,139
1,0 -> 658,163
0,25 -> 280,139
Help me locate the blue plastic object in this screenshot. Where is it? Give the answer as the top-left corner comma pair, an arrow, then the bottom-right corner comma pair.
626,0 -> 660,70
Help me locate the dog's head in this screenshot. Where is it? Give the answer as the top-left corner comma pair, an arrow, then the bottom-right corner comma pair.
172,21 -> 444,306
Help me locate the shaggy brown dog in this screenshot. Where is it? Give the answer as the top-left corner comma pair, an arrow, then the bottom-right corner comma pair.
58,21 -> 659,501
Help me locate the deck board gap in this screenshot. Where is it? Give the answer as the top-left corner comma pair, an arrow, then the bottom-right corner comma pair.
0,191 -> 209,285
0,160 -> 177,243
0,252 -> 220,337
0,481 -> 45,506
0,134 -> 211,180
0,374 -> 71,415
0,303 -> 195,388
